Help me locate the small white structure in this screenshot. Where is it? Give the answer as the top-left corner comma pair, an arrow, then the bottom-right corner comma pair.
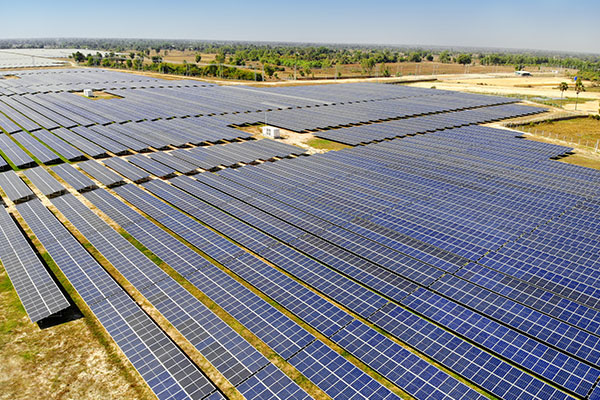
515,71 -> 532,77
83,88 -> 94,97
262,126 -> 280,139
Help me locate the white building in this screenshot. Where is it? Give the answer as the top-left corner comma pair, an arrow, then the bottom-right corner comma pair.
262,126 -> 280,139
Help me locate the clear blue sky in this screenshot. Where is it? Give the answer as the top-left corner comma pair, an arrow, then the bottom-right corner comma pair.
2,0 -> 599,54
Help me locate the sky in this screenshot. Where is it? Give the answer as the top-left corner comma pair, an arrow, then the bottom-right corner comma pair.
2,0 -> 599,54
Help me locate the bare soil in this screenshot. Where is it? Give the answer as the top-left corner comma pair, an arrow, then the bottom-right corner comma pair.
407,75 -> 600,102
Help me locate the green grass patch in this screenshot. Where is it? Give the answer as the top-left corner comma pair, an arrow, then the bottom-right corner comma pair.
0,267 -> 26,342
306,137 -> 351,151
499,93 -> 596,107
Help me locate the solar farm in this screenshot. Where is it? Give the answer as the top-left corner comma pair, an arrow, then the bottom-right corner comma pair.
1,67 -> 600,400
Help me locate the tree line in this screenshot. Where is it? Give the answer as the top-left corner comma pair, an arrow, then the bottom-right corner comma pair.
6,38 -> 597,82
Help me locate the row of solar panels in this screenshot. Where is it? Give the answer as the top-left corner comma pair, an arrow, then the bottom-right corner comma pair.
152,126 -> 597,399
0,165 -> 414,400
236,93 -> 520,132
0,68 -> 191,96
2,75 -> 598,399
0,115 -> 300,172
314,103 -> 547,145
2,129 -> 593,396
0,138 -> 305,203
3,70 -> 519,131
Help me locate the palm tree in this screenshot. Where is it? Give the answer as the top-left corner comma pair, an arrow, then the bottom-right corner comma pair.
575,79 -> 585,110
559,82 -> 568,107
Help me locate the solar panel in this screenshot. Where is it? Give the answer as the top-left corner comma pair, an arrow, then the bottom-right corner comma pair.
50,128 -> 108,158
12,132 -> 62,164
0,170 -> 34,203
289,340 -> 400,400
51,163 -> 96,192
148,151 -> 198,174
51,193 -> 278,387
102,157 -> 150,183
0,206 -> 69,322
77,159 -> 124,187
4,77 -> 600,400
15,199 -> 218,400
31,129 -> 85,161
22,167 -> 67,198
0,134 -> 36,168
126,153 -> 175,178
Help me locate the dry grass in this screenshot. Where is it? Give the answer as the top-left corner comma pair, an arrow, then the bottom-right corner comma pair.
559,152 -> 600,169
516,116 -> 600,142
511,117 -> 600,170
0,263 -> 153,400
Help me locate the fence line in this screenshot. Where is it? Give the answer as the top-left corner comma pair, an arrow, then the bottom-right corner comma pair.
521,127 -> 600,153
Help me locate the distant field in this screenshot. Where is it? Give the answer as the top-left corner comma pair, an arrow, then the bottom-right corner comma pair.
140,49 -> 516,81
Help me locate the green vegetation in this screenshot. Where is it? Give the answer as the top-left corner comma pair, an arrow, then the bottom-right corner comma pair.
456,54 -> 472,65
559,81 -> 569,101
501,93 -> 595,108
0,269 -> 25,342
36,40 -> 593,82
74,51 -> 263,81
574,79 -> 586,110
306,137 -> 352,151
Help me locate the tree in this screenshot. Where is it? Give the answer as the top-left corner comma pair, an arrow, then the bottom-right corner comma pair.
72,51 -> 86,63
574,79 -> 585,110
409,52 -> 422,63
360,57 -> 376,75
195,54 -> 202,63
456,54 -> 472,65
129,52 -> 135,60
126,59 -> 133,69
381,63 -> 390,77
426,54 -> 434,62
264,64 -> 276,78
558,82 -> 569,106
304,66 -> 312,78
439,50 -> 451,63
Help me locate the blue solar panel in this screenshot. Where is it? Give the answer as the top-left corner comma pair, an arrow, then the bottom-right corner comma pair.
16,199 -> 217,400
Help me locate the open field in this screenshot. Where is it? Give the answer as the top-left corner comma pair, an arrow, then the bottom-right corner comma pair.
509,116 -> 600,169
407,74 -> 600,102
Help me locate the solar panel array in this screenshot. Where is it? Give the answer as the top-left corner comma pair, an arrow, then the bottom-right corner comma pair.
15,199 -> 220,400
0,134 -> 36,168
0,206 -> 69,322
314,103 -> 546,145
2,68 -> 599,400
22,166 -> 67,198
0,170 -> 34,203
